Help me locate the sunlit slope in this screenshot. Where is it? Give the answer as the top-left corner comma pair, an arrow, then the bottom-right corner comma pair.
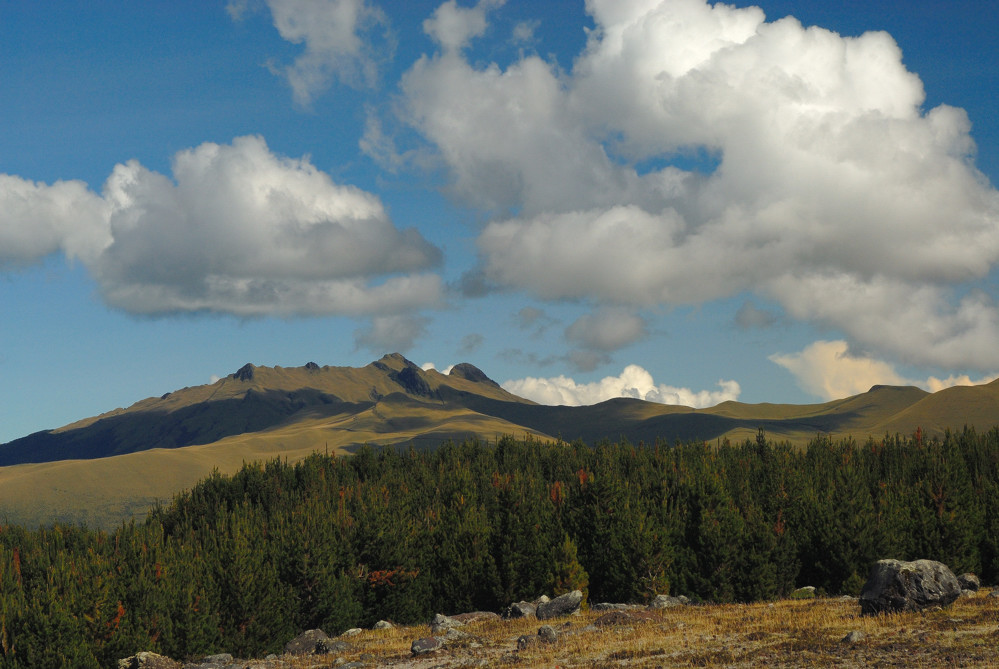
0,400 -> 544,527
873,378 -> 999,437
0,354 -> 533,466
0,389 -> 548,528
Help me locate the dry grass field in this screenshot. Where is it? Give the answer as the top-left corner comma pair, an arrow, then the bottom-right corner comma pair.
265,592 -> 999,668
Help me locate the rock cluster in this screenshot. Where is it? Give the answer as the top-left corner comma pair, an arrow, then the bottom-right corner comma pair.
123,559 -> 993,668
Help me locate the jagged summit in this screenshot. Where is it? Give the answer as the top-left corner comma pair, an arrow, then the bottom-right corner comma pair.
232,363 -> 255,381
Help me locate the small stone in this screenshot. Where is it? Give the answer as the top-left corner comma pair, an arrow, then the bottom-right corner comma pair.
340,627 -> 363,637
842,630 -> 865,644
315,639 -> 350,654
118,652 -> 181,669
411,637 -> 444,656
373,620 -> 394,629
592,602 -> 644,611
451,611 -> 501,624
284,629 -> 330,655
648,594 -> 687,609
430,613 -> 465,634
791,586 -> 817,600
957,573 -> 981,591
537,625 -> 558,644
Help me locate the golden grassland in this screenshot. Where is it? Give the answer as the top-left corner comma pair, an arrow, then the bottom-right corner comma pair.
271,593 -> 999,668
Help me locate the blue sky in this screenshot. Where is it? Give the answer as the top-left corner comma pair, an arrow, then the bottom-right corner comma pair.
2,0 -> 998,444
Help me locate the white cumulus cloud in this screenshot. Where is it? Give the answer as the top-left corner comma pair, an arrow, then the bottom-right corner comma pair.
236,0 -> 391,105
395,0 -> 999,374
0,175 -> 109,267
423,0 -> 505,53
503,364 -> 740,408
1,136 -> 443,317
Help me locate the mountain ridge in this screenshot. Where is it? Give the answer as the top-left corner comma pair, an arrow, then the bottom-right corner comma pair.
1,353 -> 997,527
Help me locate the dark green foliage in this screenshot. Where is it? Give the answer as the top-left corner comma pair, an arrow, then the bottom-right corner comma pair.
1,428 -> 998,666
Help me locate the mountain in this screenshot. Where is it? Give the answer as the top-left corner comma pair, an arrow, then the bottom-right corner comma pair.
0,353 -> 531,466
1,354 -> 997,527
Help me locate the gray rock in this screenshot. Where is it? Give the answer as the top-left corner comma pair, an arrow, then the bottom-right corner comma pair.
340,627 -> 363,637
315,638 -> 351,654
430,613 -> 465,634
648,594 -> 688,609
373,620 -> 394,630
443,627 -> 473,643
790,586 -> 816,600
118,653 -> 181,669
957,573 -> 980,591
989,589 -> 999,598
516,634 -> 538,650
503,600 -> 537,619
859,559 -> 961,616
536,590 -> 583,620
284,628 -> 330,655
411,636 -> 444,656
842,630 -> 865,643
451,611 -> 501,624
592,602 -> 644,611
537,625 -> 558,644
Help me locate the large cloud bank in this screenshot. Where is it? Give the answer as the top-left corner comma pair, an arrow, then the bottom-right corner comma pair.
0,136 -> 442,316
394,0 -> 999,371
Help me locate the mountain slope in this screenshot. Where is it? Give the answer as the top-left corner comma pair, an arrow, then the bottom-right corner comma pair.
1,354 -> 997,527
0,354 -> 530,466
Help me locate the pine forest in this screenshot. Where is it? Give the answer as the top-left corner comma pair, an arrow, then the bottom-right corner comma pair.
1,428 -> 998,667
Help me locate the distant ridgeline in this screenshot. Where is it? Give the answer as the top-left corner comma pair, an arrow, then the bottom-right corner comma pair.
1,430 -> 998,667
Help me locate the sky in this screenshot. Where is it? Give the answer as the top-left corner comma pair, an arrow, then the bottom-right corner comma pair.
2,0 -> 998,444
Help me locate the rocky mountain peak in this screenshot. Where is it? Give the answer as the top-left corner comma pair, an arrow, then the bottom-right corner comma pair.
232,363 -> 255,381
449,363 -> 500,388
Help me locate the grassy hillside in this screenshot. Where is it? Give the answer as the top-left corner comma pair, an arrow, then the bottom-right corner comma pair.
1,353 -> 998,528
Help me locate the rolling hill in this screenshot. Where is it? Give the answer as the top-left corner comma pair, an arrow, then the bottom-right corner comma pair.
1,353 -> 997,527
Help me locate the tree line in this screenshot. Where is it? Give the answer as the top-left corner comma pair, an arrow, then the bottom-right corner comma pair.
1,427 -> 997,667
